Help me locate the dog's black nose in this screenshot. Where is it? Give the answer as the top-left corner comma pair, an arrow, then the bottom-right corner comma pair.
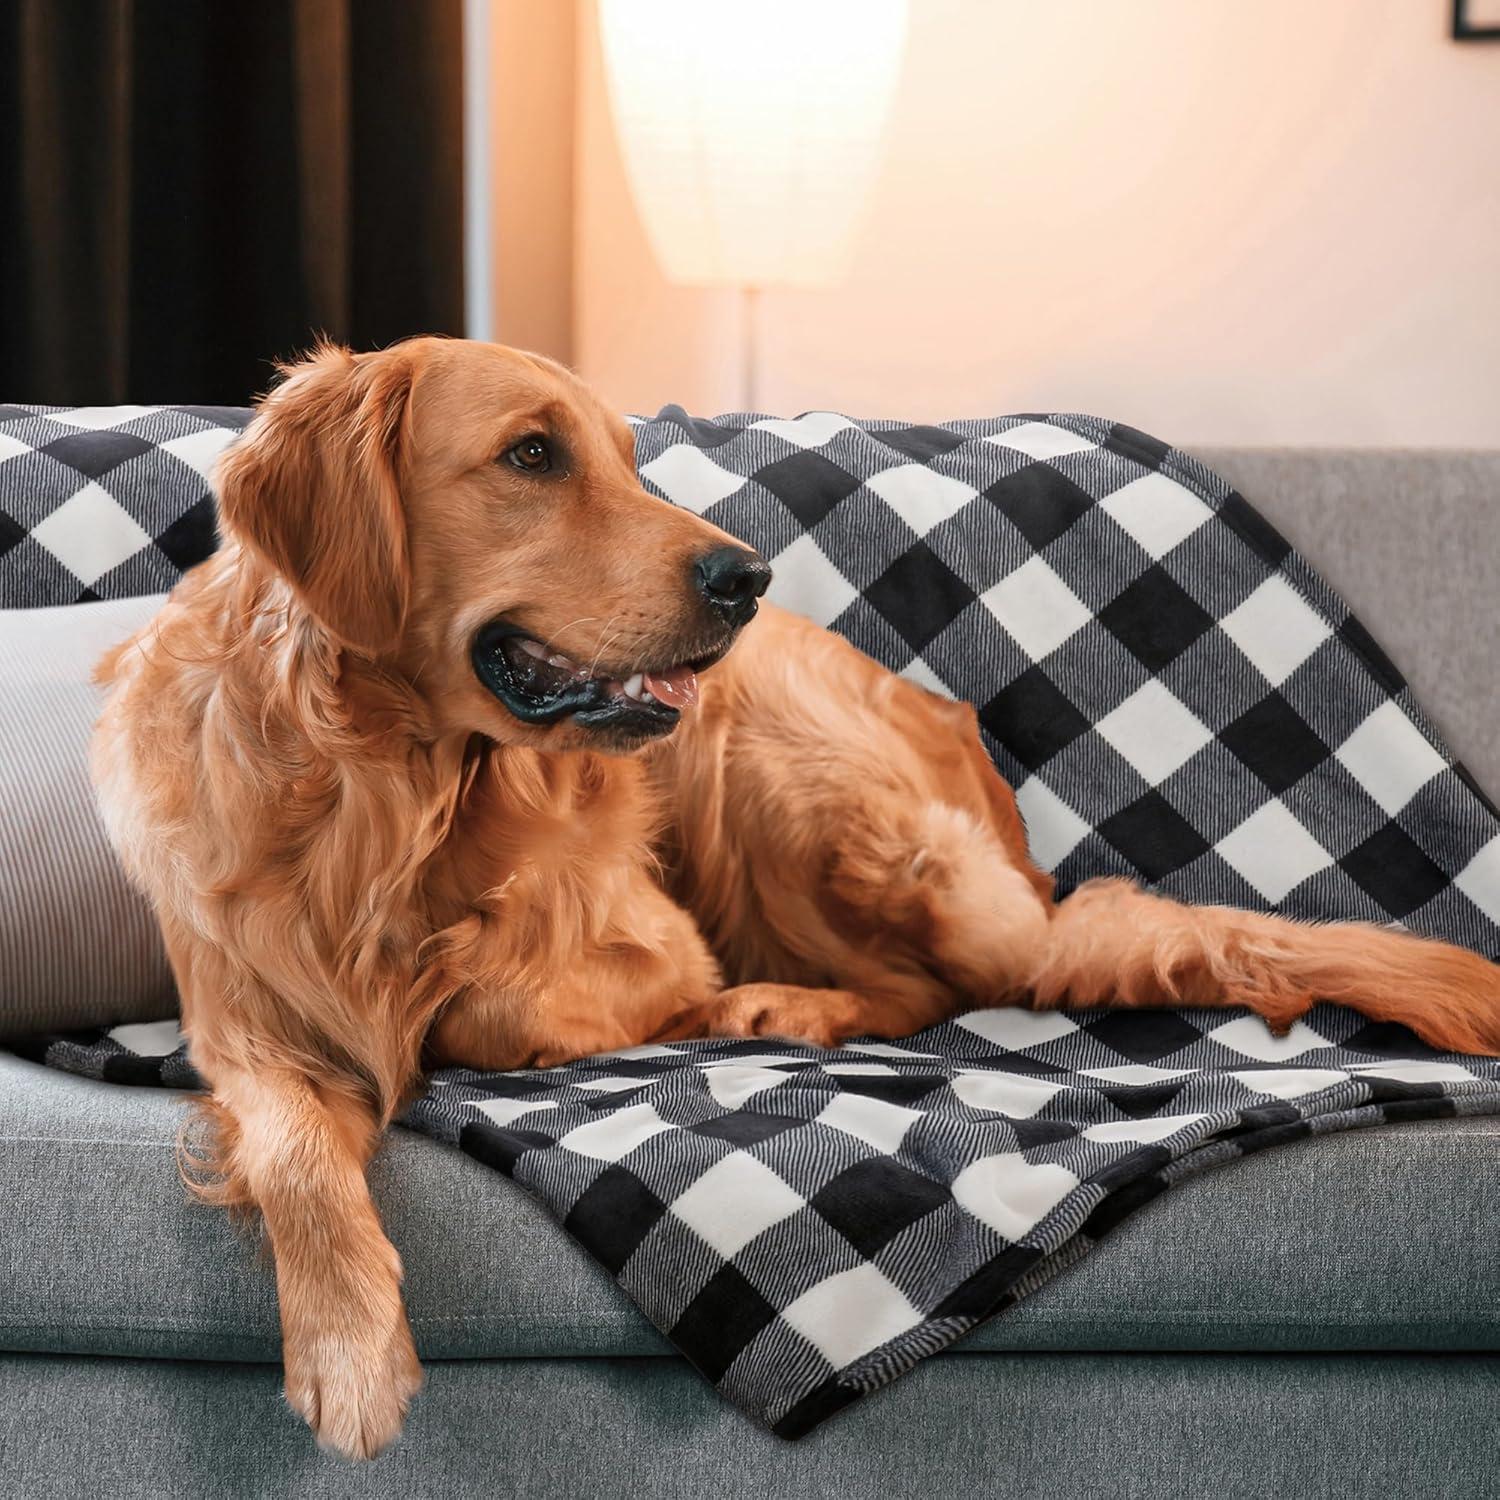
694,546 -> 772,626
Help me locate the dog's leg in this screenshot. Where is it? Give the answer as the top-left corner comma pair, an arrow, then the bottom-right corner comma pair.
1029,877 -> 1500,1055
192,1057 -> 422,1459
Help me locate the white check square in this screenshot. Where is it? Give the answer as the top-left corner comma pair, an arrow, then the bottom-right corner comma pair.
1348,1061 -> 1477,1085
704,1065 -> 794,1110
159,427 -> 240,483
1335,702 -> 1447,817
815,1092 -> 923,1153
955,1007 -> 1079,1048
780,1265 -> 923,1369
638,443 -> 745,513
107,1020 -> 186,1057
864,463 -> 977,537
1231,1068 -> 1349,1100
1208,1016 -> 1336,1063
1455,835 -> 1500,925
474,1096 -> 558,1128
951,1152 -> 1078,1240
751,411 -> 854,449
558,1102 -> 673,1162
1079,1065 -> 1198,1084
950,1072 -> 1064,1119
1219,577 -> 1332,686
984,422 -> 1097,461
670,1152 -> 805,1257
1014,776 -> 1091,871
1099,471 -> 1213,559
1094,680 -> 1212,784
53,405 -> 154,430
766,535 -> 860,628
979,557 -> 1092,661
1214,800 -> 1333,903
1082,1113 -> 1207,1144
29,482 -> 152,585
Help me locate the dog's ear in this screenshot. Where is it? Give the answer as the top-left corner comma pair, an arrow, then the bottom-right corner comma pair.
216,343 -> 414,655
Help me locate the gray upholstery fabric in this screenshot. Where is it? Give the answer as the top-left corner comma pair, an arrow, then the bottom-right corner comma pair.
1192,449 -> 1500,798
0,596 -> 173,1034
2,1351 -> 1497,1499
3,1052 -> 1496,1363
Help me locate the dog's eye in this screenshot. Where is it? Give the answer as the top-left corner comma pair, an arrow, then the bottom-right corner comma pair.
505,436 -> 552,474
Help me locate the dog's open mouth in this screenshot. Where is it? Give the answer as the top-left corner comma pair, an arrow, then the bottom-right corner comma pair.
472,621 -> 730,736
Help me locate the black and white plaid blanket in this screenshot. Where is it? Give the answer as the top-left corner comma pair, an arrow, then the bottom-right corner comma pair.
5,401 -> 1500,1437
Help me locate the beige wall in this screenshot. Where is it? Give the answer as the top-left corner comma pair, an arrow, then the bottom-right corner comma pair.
572,0 -> 1500,445
481,0 -> 576,360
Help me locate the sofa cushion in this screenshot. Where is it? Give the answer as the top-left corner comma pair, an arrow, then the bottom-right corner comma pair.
0,596 -> 177,1035
2,1051 -> 1494,1363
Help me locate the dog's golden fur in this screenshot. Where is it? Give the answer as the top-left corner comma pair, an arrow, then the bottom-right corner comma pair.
92,338 -> 1500,1458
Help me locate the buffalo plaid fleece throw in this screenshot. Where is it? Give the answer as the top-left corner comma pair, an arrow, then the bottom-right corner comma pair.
6,401 -> 1500,1437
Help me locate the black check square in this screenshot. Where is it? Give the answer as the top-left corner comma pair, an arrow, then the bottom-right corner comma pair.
1339,824 -> 1451,919
1218,692 -> 1331,794
154,496 -> 219,572
689,1111 -> 804,1148
670,1266 -> 780,1384
1099,1081 -> 1189,1117
810,1159 -> 950,1258
563,1165 -> 667,1274
833,1074 -> 948,1106
979,665 -> 1092,771
1085,1011 -> 1204,1064
754,450 -> 862,529
1011,1118 -> 1081,1150
875,424 -> 967,462
864,541 -> 976,651
1098,565 -> 1215,671
40,430 -> 154,480
1097,791 -> 1211,881
983,463 -> 1095,550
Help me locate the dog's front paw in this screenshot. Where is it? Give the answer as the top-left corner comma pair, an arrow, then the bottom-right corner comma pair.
713,983 -> 869,1050
282,1296 -> 423,1461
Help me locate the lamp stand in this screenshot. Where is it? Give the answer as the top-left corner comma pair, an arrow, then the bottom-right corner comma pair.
739,283 -> 762,413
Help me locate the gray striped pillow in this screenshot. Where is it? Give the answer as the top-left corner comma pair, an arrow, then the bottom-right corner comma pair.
0,595 -> 176,1034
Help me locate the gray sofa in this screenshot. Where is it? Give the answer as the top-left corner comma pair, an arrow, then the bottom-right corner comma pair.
3,449 -> 1499,1498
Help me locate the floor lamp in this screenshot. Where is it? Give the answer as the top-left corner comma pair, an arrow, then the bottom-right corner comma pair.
598,0 -> 908,413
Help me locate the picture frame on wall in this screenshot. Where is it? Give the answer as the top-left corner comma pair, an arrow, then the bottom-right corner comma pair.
1454,0 -> 1500,38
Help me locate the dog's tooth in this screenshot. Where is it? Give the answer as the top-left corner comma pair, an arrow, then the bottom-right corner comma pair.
641,686 -> 656,703
623,673 -> 645,701
548,653 -> 575,670
518,639 -> 549,660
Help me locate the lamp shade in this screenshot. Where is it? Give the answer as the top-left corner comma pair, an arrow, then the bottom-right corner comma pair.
598,0 -> 908,289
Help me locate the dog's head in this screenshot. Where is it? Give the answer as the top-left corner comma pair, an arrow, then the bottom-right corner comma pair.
215,338 -> 769,751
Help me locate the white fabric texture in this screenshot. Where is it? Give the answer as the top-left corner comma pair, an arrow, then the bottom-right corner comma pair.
0,594 -> 173,1033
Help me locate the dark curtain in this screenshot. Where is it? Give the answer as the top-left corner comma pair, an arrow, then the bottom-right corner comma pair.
0,0 -> 464,405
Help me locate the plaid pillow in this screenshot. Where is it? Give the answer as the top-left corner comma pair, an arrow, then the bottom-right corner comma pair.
0,404 -> 249,607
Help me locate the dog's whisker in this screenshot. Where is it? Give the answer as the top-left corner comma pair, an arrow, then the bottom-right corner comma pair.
541,615 -> 605,655
585,615 -> 627,678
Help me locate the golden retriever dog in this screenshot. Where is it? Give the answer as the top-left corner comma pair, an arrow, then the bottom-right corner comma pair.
92,338 -> 1500,1458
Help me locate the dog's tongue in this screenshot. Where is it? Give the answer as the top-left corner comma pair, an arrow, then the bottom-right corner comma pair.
644,665 -> 699,708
